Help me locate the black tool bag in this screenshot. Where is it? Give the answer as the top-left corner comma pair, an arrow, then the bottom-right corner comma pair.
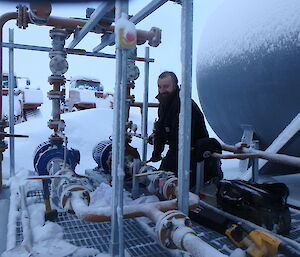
216,179 -> 291,234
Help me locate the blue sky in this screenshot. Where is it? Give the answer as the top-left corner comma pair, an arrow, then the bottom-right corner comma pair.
1,0 -> 223,103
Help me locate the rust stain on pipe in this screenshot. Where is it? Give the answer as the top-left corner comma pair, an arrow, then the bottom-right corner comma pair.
0,12 -> 18,118
71,192 -> 199,223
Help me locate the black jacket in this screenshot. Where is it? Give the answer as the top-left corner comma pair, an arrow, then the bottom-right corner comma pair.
153,88 -> 209,159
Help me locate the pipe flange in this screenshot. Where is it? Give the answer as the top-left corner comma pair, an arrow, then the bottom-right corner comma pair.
156,210 -> 188,249
50,28 -> 69,38
16,5 -> 28,29
48,75 -> 66,85
49,51 -> 67,59
47,90 -> 65,100
162,177 -> 178,200
61,185 -> 90,213
48,120 -> 65,131
148,27 -> 161,47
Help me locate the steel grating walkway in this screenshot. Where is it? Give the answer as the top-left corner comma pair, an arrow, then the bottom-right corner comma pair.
18,190 -> 172,257
16,190 -> 300,257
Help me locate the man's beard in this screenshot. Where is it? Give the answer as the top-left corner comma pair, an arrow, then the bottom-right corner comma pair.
157,91 -> 175,103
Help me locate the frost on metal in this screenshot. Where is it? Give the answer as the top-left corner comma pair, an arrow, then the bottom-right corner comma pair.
197,0 -> 300,68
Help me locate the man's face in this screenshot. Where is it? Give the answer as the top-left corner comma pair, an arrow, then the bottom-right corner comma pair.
158,76 -> 176,96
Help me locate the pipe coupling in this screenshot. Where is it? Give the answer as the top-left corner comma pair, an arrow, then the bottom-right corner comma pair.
16,5 -> 28,29
156,210 -> 194,249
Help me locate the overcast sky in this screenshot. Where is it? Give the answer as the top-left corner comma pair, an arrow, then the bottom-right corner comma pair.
1,0 -> 223,104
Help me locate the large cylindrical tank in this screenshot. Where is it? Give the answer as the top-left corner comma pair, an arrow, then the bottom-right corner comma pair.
197,0 -> 300,174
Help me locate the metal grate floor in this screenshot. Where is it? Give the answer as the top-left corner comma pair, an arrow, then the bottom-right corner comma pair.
18,190 -> 172,257
20,190 -> 300,257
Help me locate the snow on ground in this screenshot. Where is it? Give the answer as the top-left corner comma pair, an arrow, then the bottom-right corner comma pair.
1,98 -> 241,257
2,97 -> 239,180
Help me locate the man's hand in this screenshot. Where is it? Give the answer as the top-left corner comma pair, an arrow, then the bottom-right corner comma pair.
195,138 -> 222,161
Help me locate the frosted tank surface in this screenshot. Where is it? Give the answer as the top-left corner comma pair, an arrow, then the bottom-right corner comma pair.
197,0 -> 300,173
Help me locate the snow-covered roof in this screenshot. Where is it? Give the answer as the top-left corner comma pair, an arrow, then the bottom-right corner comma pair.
70,75 -> 101,84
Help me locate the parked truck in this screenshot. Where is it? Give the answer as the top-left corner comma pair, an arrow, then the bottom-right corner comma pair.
64,76 -> 113,112
2,74 -> 43,122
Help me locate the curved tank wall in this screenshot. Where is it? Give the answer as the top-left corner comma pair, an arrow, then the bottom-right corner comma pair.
197,0 -> 300,174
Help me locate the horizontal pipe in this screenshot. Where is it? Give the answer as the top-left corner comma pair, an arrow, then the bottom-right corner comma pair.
212,152 -> 259,160
182,233 -> 228,257
2,42 -> 155,62
221,143 -> 300,168
70,191 -> 199,222
130,102 -> 159,108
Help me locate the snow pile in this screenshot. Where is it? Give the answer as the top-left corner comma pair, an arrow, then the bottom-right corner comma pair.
3,105 -> 154,179
198,0 -> 300,68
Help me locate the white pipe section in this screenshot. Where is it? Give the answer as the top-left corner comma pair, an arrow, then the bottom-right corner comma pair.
182,233 -> 228,257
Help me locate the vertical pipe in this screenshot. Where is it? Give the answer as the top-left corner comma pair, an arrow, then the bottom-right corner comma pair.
251,140 -> 259,182
132,158 -> 140,199
111,1 -> 128,256
142,47 -> 149,162
178,0 -> 193,215
117,48 -> 128,257
252,158 -> 259,183
111,47 -> 122,257
0,28 -> 3,118
195,162 -> 204,195
8,28 -> 15,177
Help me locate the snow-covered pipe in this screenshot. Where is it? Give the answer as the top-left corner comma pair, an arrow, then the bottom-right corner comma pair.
70,191 -> 199,222
220,143 -> 300,168
181,233 -> 228,257
69,186 -> 229,257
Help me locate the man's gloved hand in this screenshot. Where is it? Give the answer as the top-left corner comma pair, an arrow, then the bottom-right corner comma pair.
195,138 -> 222,162
148,152 -> 162,162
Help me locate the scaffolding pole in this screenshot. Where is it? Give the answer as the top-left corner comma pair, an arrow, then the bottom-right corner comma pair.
142,47 -> 150,162
178,0 -> 193,215
8,28 -> 15,177
111,2 -> 128,257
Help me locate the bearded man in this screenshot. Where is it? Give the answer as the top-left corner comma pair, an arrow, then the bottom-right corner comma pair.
149,71 -> 222,189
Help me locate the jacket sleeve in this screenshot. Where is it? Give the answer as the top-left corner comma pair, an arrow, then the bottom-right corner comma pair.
191,100 -> 209,143
152,115 -> 166,158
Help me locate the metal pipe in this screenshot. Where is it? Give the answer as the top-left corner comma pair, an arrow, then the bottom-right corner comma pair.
2,42 -> 155,62
220,143 -> 300,168
116,38 -> 128,257
68,1 -> 114,48
8,28 -> 15,177
93,0 -> 166,52
132,159 -> 140,199
70,191 -> 199,222
141,47 -> 150,162
111,46 -> 122,257
181,233 -> 228,257
178,0 -> 193,215
0,12 -> 18,118
195,162 -> 204,195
